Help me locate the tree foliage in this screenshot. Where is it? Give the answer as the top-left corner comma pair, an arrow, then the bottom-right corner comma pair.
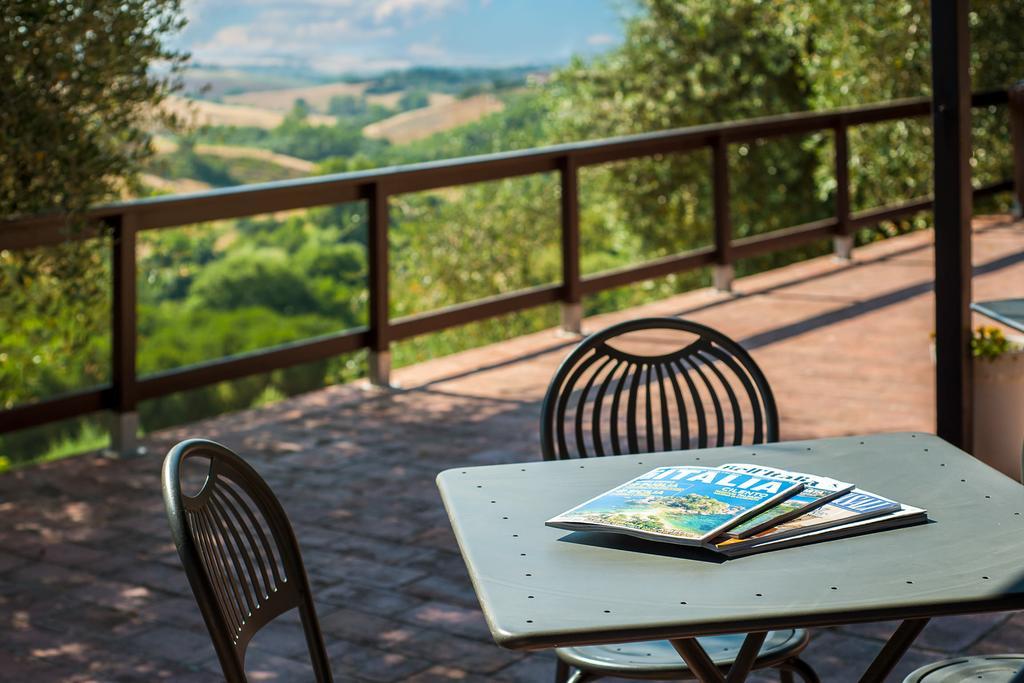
1,0 -> 187,416
398,89 -> 430,111
547,0 -> 1022,261
188,248 -> 321,316
780,1 -> 1021,223
546,0 -> 824,272
1,0 -> 187,219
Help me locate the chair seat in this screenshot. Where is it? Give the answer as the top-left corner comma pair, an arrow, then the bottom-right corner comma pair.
556,628 -> 808,678
903,655 -> 1024,683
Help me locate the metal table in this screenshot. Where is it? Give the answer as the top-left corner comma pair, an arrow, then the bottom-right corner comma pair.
972,298 -> 1024,333
437,433 -> 1024,682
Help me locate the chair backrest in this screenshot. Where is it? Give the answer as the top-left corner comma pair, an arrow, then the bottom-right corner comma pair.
540,317 -> 778,460
162,439 -> 332,683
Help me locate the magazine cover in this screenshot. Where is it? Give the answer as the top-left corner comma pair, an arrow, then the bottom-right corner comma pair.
714,503 -> 927,557
712,488 -> 905,553
719,463 -> 855,538
545,466 -> 804,547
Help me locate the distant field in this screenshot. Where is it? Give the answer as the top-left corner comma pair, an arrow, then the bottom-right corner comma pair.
140,173 -> 213,195
181,67 -> 317,99
144,139 -> 315,192
363,91 -> 456,109
164,97 -> 337,129
427,93 -> 458,108
362,94 -> 504,144
195,144 -> 316,174
364,91 -> 404,109
224,83 -> 457,114
223,82 -> 369,113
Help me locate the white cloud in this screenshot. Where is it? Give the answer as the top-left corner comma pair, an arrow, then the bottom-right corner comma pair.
205,25 -> 255,48
314,53 -> 412,73
372,0 -> 462,22
586,32 -> 617,47
407,41 -> 447,60
180,0 -> 467,73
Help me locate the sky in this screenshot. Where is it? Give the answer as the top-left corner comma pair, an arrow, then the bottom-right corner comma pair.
175,0 -> 627,75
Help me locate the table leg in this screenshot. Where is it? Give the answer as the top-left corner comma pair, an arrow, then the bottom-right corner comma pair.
725,631 -> 768,683
669,631 -> 768,683
857,618 -> 930,683
670,638 -> 725,683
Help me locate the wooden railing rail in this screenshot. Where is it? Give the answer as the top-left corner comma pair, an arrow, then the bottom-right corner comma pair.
0,89 -> 1017,451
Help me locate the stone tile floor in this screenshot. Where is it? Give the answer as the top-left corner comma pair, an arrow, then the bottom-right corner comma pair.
1,216 -> 1023,682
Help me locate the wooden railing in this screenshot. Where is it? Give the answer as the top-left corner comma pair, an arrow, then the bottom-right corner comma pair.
0,89 -> 1018,450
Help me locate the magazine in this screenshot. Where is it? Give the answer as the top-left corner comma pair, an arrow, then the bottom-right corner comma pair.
719,463 -> 854,538
545,466 -> 805,549
712,502 -> 927,557
711,488 -> 905,553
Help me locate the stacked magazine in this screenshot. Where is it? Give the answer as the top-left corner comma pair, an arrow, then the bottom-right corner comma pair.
546,463 -> 926,557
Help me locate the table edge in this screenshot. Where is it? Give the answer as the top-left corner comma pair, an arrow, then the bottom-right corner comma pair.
492,595 -> 1024,650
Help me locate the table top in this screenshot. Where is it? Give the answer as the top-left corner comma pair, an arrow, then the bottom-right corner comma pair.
437,433 -> 1024,650
972,298 -> 1024,333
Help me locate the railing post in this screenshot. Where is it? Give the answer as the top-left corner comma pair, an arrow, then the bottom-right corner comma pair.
367,182 -> 392,386
559,155 -> 583,334
712,136 -> 734,292
108,212 -> 141,457
833,120 -> 854,260
1009,80 -> 1024,219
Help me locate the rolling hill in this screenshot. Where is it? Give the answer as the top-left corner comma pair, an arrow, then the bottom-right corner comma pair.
362,94 -> 504,144
163,97 -> 337,129
223,82 -> 369,113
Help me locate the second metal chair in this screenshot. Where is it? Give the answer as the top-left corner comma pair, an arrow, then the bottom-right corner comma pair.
540,317 -> 817,683
163,439 -> 333,682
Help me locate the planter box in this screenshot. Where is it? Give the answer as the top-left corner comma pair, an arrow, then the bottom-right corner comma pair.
973,344 -> 1024,482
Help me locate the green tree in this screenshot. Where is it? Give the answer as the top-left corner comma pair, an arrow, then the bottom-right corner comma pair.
149,137 -> 237,187
545,0 -> 1023,263
136,304 -> 337,429
793,1 -> 1024,225
398,89 -> 430,111
546,0 -> 824,268
295,240 -> 366,322
281,98 -> 311,128
0,0 -> 187,412
271,123 -> 365,161
138,225 -> 220,304
188,248 -> 320,316
328,94 -> 369,117
1,0 -> 187,218
391,175 -> 561,316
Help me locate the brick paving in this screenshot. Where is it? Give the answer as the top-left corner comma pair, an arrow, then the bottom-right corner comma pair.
1,216 -> 1023,682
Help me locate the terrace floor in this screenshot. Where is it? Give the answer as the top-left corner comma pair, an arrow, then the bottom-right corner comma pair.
2,216 -> 1024,683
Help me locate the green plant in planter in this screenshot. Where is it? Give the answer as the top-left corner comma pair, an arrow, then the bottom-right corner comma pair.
971,326 -> 1020,361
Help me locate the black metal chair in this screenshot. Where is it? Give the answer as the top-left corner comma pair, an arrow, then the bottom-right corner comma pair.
905,655 -> 1024,679
902,655 -> 1024,682
541,317 -> 779,459
163,439 -> 332,682
540,317 -> 817,683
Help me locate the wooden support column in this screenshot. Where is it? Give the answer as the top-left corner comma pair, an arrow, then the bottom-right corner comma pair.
1009,81 -> 1024,218
930,0 -> 973,449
